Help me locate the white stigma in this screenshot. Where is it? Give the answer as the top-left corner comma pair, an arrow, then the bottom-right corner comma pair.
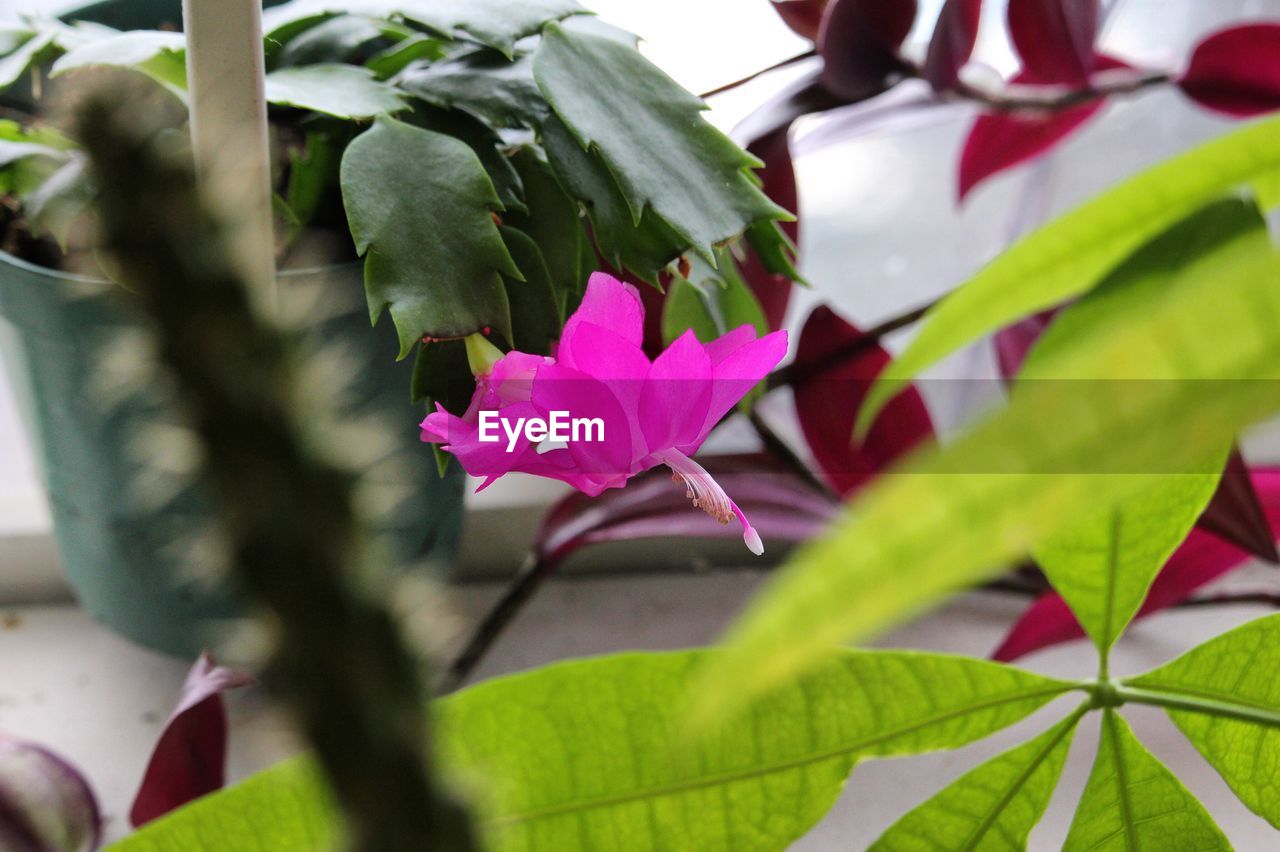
656,448 -> 764,556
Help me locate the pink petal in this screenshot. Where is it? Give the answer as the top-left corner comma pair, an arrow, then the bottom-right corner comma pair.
794,306 -> 934,497
703,325 -> 757,366
1007,0 -> 1099,84
129,653 -> 255,827
698,329 -> 790,444
532,361 -> 637,493
993,467 -> 1280,662
1179,24 -> 1280,117
559,272 -> 645,358
640,329 -> 713,454
923,0 -> 983,91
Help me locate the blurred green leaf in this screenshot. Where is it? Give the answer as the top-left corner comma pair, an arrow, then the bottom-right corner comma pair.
397,49 -> 547,128
0,28 -> 55,88
860,114 -> 1280,435
22,154 -> 91,247
695,199 -> 1280,725
50,30 -> 187,96
662,257 -> 768,346
340,115 -> 517,357
1127,613 -> 1280,828
411,338 -> 472,413
265,64 -> 408,118
365,33 -> 446,78
1063,711 -> 1229,851
870,709 -> 1083,851
114,650 -> 1070,852
534,24 -> 787,265
272,15 -> 387,67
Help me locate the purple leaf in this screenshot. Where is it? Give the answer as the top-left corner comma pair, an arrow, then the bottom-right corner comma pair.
994,467 -> 1280,662
924,0 -> 984,91
771,0 -> 831,41
957,55 -> 1126,200
1007,0 -> 1099,84
129,653 -> 255,827
793,305 -> 934,497
1199,449 -> 1280,563
534,453 -> 835,565
1178,23 -> 1280,117
0,736 -> 100,852
742,129 -> 799,330
818,0 -> 918,99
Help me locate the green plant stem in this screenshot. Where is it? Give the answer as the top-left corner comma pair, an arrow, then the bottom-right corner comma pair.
1106,683 -> 1280,728
81,89 -> 474,852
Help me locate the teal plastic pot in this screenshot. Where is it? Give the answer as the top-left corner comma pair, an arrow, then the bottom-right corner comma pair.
0,255 -> 464,657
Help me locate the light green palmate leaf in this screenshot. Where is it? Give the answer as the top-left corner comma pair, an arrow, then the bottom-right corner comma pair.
50,30 -> 187,96
694,198 -> 1280,725
541,112 -> 684,282
858,114 -> 1280,435
504,147 -> 589,314
1125,613 -> 1280,828
265,64 -> 408,118
534,24 -> 789,267
1030,473 -> 1222,665
340,115 -> 518,357
1063,711 -> 1230,851
396,49 -> 547,128
114,650 -> 1071,852
871,707 -> 1084,851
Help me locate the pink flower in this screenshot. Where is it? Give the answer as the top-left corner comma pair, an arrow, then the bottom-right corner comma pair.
422,272 -> 789,554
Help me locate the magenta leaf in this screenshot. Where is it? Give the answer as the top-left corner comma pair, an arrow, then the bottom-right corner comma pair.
818,0 -> 918,99
741,129 -> 800,330
994,308 -> 1060,381
533,453 -> 836,566
1178,23 -> 1280,117
1198,449 -> 1280,563
0,736 -> 100,851
793,305 -> 935,498
923,0 -> 984,91
129,653 -> 255,827
957,56 -> 1127,200
1007,0 -> 1099,84
770,0 -> 830,41
994,467 -> 1280,662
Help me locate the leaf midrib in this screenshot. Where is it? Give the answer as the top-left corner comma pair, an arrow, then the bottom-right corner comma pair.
1107,712 -> 1141,852
493,684 -> 1072,827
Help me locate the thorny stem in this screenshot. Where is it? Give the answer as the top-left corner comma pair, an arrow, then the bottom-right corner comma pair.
82,91 -> 474,852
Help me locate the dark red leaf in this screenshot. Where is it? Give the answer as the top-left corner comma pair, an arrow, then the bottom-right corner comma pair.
1178,23 -> 1280,117
993,466 -> 1280,662
924,0 -> 984,91
129,653 -> 255,827
1007,0 -> 1099,83
1199,448 -> 1280,563
793,305 -> 935,497
957,55 -> 1126,200
994,308 -> 1059,380
534,454 -> 836,565
741,129 -> 799,330
771,0 -> 830,41
818,0 -> 918,100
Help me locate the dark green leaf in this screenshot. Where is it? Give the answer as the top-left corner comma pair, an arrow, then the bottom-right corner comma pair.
541,112 -> 683,282
265,64 -> 408,118
499,226 -> 561,354
408,104 -> 526,214
283,130 -> 342,236
534,24 -> 788,263
1127,613 -> 1280,827
1063,711 -> 1229,851
365,34 -> 447,79
871,709 -> 1082,851
340,115 -> 518,357
396,48 -> 547,128
273,15 -> 387,67
662,255 -> 768,345
411,338 -> 473,412
504,147 -> 588,313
